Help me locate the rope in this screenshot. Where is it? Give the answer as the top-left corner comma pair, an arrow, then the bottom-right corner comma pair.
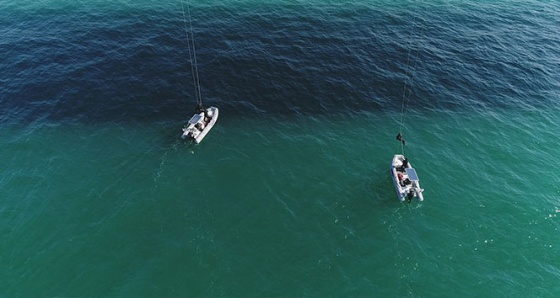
181,0 -> 203,106
397,7 -> 426,155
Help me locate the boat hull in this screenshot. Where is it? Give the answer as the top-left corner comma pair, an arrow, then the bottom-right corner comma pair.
181,106 -> 219,143
390,154 -> 424,202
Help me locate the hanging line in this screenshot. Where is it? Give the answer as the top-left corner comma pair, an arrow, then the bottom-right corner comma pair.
181,0 -> 203,106
397,6 -> 426,155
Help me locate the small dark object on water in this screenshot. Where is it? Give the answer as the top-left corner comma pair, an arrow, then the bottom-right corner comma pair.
396,133 -> 406,146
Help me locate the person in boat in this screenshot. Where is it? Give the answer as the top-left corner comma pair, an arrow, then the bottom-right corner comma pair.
399,175 -> 411,187
196,103 -> 211,123
195,103 -> 206,114
194,103 -> 209,117
195,122 -> 206,131
397,157 -> 408,172
194,103 -> 211,123
204,110 -> 210,123
407,191 -> 414,203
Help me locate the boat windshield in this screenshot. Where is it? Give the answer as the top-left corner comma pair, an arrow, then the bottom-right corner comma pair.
188,114 -> 203,124
405,168 -> 419,181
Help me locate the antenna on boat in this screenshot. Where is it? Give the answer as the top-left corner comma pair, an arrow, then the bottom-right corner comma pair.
181,0 -> 203,108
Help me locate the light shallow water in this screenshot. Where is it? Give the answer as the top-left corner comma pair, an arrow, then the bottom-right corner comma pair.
1,1 -> 560,296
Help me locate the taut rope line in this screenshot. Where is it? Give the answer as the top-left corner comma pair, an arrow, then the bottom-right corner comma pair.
397,7 -> 426,154
181,1 -> 202,106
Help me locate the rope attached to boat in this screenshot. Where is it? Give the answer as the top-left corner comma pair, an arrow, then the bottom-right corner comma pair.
397,8 -> 426,154
181,0 -> 203,107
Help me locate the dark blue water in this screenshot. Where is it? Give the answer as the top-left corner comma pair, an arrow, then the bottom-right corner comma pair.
4,1 -> 558,124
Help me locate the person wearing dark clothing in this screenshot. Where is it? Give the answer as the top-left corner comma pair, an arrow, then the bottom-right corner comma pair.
407,191 -> 414,203
397,157 -> 408,172
195,103 -> 206,114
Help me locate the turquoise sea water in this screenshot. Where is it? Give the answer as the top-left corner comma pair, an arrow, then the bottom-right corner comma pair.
2,1 -> 560,297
